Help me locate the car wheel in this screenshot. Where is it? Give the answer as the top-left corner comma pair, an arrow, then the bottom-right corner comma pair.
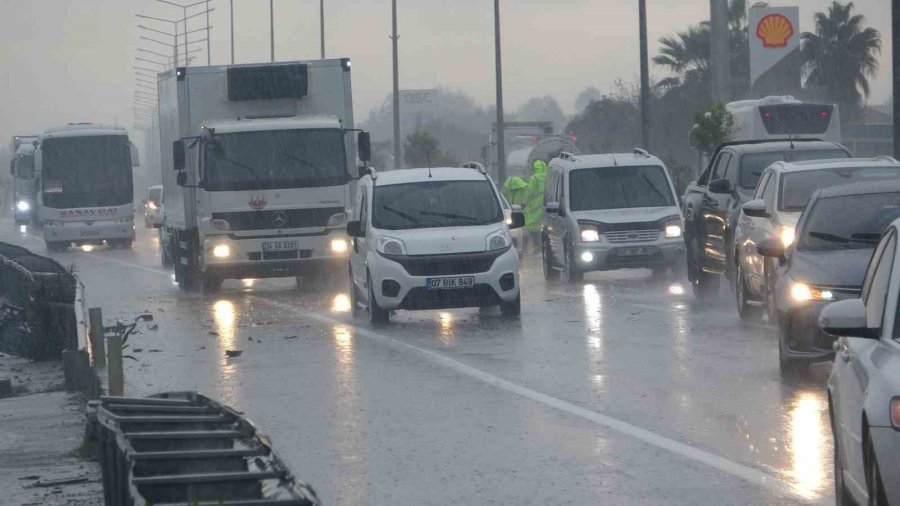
500,293 -> 521,317
689,238 -> 718,299
367,273 -> 390,326
542,238 -> 559,280
867,433 -> 888,506
563,242 -> 583,283
736,260 -> 762,321
833,419 -> 854,506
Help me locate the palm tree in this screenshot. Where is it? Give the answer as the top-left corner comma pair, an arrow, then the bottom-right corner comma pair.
800,1 -> 881,120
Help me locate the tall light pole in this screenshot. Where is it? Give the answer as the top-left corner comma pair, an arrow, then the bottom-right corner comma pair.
230,0 -> 235,63
710,0 -> 729,102
391,0 -> 401,169
893,0 -> 899,158
205,0 -> 211,64
494,0 -> 506,182
157,0 -> 209,66
320,0 -> 325,59
270,0 -> 275,62
638,0 -> 650,149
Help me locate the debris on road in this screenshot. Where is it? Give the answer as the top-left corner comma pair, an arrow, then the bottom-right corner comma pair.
225,349 -> 243,357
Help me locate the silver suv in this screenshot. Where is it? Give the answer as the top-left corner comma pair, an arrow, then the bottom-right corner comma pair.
541,150 -> 685,281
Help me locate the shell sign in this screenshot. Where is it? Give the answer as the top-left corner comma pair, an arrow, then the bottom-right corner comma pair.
756,13 -> 794,48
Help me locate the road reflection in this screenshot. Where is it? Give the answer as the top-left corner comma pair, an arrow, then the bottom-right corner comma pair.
788,391 -> 827,500
437,312 -> 456,347
330,323 -> 368,504
582,284 -> 605,396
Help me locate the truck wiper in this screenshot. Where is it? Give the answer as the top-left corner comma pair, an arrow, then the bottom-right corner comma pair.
280,152 -> 326,174
216,156 -> 262,188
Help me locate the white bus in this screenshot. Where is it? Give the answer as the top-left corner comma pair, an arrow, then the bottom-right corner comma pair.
726,96 -> 841,143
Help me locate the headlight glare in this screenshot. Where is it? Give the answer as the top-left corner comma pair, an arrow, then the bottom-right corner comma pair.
16,200 -> 31,212
665,223 -> 682,238
212,244 -> 231,258
580,225 -> 600,243
147,201 -> 158,210
330,238 -> 349,254
781,226 -> 795,247
790,281 -> 834,302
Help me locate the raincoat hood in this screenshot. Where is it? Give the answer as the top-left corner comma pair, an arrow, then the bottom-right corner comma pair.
532,160 -> 548,177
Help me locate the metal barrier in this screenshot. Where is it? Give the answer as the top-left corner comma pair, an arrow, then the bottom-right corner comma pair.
0,241 -> 78,360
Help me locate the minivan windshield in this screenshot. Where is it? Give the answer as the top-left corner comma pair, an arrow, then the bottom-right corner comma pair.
569,165 -> 674,211
798,192 -> 900,251
372,180 -> 502,230
780,166 -> 900,211
739,149 -> 848,189
203,128 -> 348,191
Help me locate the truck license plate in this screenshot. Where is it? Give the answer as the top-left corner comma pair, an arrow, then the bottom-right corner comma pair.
262,241 -> 298,252
616,246 -> 655,257
427,276 -> 475,290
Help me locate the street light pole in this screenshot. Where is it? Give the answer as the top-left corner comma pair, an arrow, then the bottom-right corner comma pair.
494,0 -> 506,182
710,0 -> 729,102
638,0 -> 650,150
205,0 -> 210,64
230,0 -> 235,63
320,0 -> 325,59
893,0 -> 900,158
391,0 -> 401,169
270,0 -> 275,62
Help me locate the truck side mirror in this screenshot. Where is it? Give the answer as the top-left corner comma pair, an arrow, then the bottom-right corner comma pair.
545,202 -> 560,215
173,140 -> 186,172
176,171 -> 188,186
357,132 -> 371,163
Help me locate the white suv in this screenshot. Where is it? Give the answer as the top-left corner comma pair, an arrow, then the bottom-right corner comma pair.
347,167 -> 525,324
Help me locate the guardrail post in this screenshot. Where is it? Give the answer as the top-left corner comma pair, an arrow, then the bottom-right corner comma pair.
89,307 -> 106,368
107,334 -> 123,397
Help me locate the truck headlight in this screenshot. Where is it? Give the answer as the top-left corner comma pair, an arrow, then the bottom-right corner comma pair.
327,212 -> 347,227
790,281 -> 833,302
580,225 -> 600,243
330,238 -> 349,254
376,236 -> 406,255
212,219 -> 231,231
665,222 -> 682,238
16,200 -> 30,212
212,244 -> 231,258
486,229 -> 510,250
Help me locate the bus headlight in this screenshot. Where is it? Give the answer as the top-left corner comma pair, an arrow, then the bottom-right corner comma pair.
16,200 -> 30,212
212,244 -> 231,258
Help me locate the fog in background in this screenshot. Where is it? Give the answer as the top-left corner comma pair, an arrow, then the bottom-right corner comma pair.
0,0 -> 893,146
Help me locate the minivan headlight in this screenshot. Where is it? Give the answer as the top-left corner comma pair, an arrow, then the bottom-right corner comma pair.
580,224 -> 600,243
16,200 -> 31,212
486,229 -> 510,250
664,219 -> 682,238
376,236 -> 407,255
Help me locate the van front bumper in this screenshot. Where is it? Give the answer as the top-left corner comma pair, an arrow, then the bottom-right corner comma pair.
574,237 -> 686,272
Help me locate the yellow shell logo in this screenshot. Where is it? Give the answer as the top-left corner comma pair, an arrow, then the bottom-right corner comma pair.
756,13 -> 794,48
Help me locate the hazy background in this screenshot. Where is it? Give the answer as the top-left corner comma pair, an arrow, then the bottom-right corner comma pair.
0,0 -> 892,143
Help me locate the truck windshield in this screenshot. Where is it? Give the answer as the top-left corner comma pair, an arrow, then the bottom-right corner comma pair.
203,128 -> 348,191
41,135 -> 133,209
569,165 -> 674,211
798,192 -> 900,251
372,180 -> 502,230
780,166 -> 900,211
739,149 -> 848,190
14,155 -> 34,178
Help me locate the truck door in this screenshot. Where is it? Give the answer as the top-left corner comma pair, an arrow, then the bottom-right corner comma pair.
700,151 -> 733,272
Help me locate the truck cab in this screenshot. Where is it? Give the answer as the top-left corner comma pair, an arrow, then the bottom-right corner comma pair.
10,142 -> 37,225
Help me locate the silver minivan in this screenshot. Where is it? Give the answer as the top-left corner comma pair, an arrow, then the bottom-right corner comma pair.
541,150 -> 685,281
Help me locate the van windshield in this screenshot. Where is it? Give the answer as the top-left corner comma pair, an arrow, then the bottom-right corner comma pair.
569,165 -> 674,211
372,180 -> 502,230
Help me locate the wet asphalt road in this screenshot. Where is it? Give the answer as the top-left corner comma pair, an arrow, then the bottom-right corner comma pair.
1,221 -> 835,505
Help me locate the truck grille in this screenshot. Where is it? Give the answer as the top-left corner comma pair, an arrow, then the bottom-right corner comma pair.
213,207 -> 342,231
603,230 -> 660,243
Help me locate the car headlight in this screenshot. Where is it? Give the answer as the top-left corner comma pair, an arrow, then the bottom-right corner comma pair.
212,219 -> 231,231
790,281 -> 834,302
376,236 -> 407,255
580,224 -> 600,243
781,226 -> 795,247
486,229 -> 510,250
147,201 -> 158,210
16,200 -> 30,212
665,221 -> 682,238
327,212 -> 347,227
211,244 -> 231,258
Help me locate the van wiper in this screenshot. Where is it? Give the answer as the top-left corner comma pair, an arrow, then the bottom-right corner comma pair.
420,211 -> 481,223
641,174 -> 669,204
381,204 -> 420,224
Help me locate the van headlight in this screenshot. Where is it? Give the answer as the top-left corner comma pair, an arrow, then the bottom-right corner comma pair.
486,229 -> 510,250
580,224 -> 600,242
664,220 -> 682,238
790,281 -> 833,302
376,236 -> 407,255
16,200 -> 31,212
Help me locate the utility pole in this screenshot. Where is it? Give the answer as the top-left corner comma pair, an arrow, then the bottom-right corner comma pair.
320,0 -> 325,59
638,0 -> 650,150
893,0 -> 900,158
230,0 -> 234,63
205,0 -> 210,64
270,0 -> 275,62
710,0 -> 729,102
391,0 -> 401,169
494,0 -> 506,182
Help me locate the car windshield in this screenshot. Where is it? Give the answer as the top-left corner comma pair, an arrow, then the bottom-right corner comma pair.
372,180 -> 502,230
569,165 -> 674,211
780,166 -> 900,211
798,192 -> 900,251
41,135 -> 133,208
739,150 -> 848,189
203,128 -> 348,191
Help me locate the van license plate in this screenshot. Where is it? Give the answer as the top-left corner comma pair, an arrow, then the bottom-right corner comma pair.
615,246 -> 656,257
427,276 -> 475,290
262,241 -> 298,252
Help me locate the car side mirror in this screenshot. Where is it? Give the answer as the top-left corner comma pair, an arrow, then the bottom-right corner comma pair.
545,202 -> 560,215
742,199 -> 768,218
819,299 -> 875,338
708,178 -> 733,194
509,211 -> 525,230
176,171 -> 188,186
756,237 -> 785,260
357,132 -> 371,163
346,220 -> 362,238
173,140 -> 186,172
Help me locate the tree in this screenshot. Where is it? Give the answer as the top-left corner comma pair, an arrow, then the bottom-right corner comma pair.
690,103 -> 734,157
574,87 -> 602,112
514,96 -> 568,132
800,1 -> 881,120
403,131 -> 458,168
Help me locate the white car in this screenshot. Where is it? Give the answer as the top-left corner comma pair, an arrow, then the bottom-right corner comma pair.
734,157 -> 900,320
143,185 -> 163,228
347,166 -> 525,324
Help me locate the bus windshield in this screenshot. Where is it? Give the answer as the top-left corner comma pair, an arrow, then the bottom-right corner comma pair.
41,135 -> 133,209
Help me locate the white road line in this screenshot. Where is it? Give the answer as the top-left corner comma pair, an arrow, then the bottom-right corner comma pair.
71,253 -> 806,502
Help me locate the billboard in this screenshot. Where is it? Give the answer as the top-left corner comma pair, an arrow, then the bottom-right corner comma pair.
749,6 -> 801,96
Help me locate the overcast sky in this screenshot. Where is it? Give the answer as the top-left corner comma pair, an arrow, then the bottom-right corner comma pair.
0,0 -> 892,144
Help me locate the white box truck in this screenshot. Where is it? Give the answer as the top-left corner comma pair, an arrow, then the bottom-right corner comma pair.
158,59 -> 370,293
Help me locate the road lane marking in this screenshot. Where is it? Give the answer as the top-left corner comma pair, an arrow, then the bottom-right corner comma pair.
253,295 -> 806,502
63,252 -> 808,502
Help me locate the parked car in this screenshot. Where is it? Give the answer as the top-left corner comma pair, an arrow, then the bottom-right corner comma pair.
683,139 -> 850,298
143,185 -> 163,228
758,179 -> 900,373
347,166 -> 524,325
734,157 -> 900,319
820,216 -> 900,506
541,150 -> 684,282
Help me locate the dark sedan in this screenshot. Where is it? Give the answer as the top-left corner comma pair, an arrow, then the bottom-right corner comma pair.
758,179 -> 900,374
